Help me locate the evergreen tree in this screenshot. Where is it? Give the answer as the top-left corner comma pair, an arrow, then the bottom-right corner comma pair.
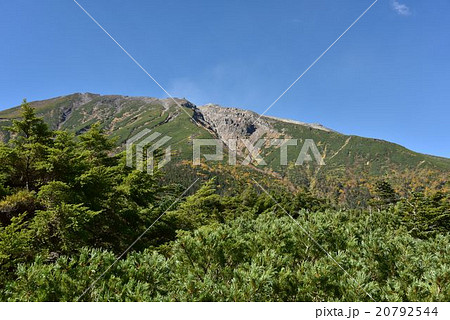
370,180 -> 398,210
4,100 -> 52,190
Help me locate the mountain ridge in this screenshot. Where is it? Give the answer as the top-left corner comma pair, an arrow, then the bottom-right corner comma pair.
0,92 -> 447,160
0,93 -> 448,206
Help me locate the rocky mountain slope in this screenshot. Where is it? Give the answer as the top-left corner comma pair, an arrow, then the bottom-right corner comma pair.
1,93 -> 448,205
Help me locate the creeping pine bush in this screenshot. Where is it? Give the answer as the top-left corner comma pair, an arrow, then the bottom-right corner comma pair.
3,210 -> 449,302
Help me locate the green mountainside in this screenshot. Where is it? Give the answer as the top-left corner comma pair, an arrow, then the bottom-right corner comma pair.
1,93 -> 448,206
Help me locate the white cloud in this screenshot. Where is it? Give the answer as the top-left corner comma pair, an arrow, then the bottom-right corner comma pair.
168,77 -> 207,105
392,0 -> 411,16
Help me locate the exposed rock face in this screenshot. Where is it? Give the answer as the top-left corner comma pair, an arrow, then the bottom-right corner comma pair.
196,103 -> 333,139
193,103 -> 337,156
196,104 -> 281,153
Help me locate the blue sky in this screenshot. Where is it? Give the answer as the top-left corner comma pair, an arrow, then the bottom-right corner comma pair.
1,0 -> 449,157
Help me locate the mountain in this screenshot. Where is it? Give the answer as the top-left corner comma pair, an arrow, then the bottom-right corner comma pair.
1,93 -> 448,206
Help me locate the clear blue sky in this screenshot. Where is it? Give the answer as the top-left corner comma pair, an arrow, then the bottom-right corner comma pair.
1,0 -> 449,157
